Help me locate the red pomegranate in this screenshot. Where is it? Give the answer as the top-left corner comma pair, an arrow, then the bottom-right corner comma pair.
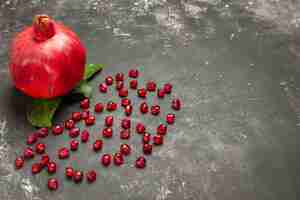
9,15 -> 86,99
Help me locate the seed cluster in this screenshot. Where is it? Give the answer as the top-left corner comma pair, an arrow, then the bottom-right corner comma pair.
15,68 -> 182,191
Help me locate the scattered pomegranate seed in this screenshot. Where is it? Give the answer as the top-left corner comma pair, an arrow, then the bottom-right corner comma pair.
65,119 -> 75,130
101,154 -> 112,167
15,157 -> 24,169
105,76 -> 114,85
70,140 -> 79,151
137,88 -> 147,98
128,69 -> 139,78
47,162 -> 57,174
105,115 -> 114,127
32,163 -> 42,174
118,88 -> 128,97
81,110 -> 90,120
140,102 -> 148,114
94,103 -> 104,113
157,124 -> 167,135
115,72 -> 124,81
80,98 -> 90,109
85,115 -> 96,126
120,144 -> 131,156
143,144 -> 153,155
99,83 -> 108,93
35,143 -> 46,154
163,83 -> 172,94
72,112 -> 81,122
52,125 -> 64,136
171,98 -> 181,111
146,81 -> 156,92
58,147 -> 69,159
65,166 -> 74,179
129,79 -> 138,89
153,135 -> 164,145
47,178 -> 59,191
69,127 -> 80,138
93,140 -> 103,152
86,170 -> 97,183
136,123 -> 146,134
113,153 -> 124,166
142,133 -> 151,144
23,147 -> 35,159
166,113 -> 176,124
26,133 -> 38,145
116,81 -> 124,90
81,130 -> 90,143
135,156 -> 146,169
40,154 -> 50,167
121,98 -> 131,107
157,88 -> 165,98
120,129 -> 130,140
121,118 -> 131,129
36,127 -> 49,138
73,170 -> 83,183
102,127 -> 113,138
124,105 -> 133,116
106,101 -> 117,111
150,105 -> 160,115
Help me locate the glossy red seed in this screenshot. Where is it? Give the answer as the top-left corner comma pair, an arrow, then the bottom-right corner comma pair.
115,72 -> 124,81
106,101 -> 117,111
140,102 -> 148,114
47,162 -> 57,174
93,140 -> 103,152
135,156 -> 146,169
81,130 -> 90,143
136,123 -> 146,134
65,119 -> 75,130
124,105 -> 133,116
151,105 -> 160,116
80,98 -> 90,109
94,103 -> 104,113
142,133 -> 151,144
157,124 -> 167,135
32,163 -> 42,174
102,127 -> 113,138
129,79 -> 138,89
171,98 -> 181,111
121,118 -> 131,129
65,166 -> 74,179
81,110 -> 90,120
121,98 -> 131,107
99,83 -> 108,93
143,144 -> 153,155
36,127 -> 49,138
73,170 -> 83,183
58,147 -> 69,159
26,133 -> 38,145
23,147 -> 35,159
70,140 -> 79,151
166,113 -> 176,124
113,153 -> 124,166
118,88 -> 128,97
101,154 -> 112,167
157,88 -> 165,98
35,143 -> 46,154
120,144 -> 131,156
72,112 -> 81,122
85,115 -> 96,126
163,83 -> 172,94
115,81 -> 124,90
128,69 -> 139,78
153,135 -> 164,145
47,178 -> 59,190
86,170 -> 97,183
105,76 -> 114,85
15,157 -> 24,169
146,81 -> 157,92
52,125 -> 64,136
120,129 -> 130,140
137,88 -> 147,98
69,127 -> 80,138
105,115 -> 114,127
40,154 -> 50,167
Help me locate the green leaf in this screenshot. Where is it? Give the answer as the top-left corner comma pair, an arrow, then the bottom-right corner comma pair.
84,64 -> 104,80
26,98 -> 62,127
73,80 -> 93,98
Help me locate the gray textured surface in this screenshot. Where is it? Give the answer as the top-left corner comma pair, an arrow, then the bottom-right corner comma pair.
1,0 -> 300,200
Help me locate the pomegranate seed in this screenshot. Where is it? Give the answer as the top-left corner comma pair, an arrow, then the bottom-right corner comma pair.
35,143 -> 46,154
85,115 -> 96,126
116,81 -> 124,90
94,103 -> 104,113
23,147 -> 34,159
47,162 -> 57,174
105,76 -> 114,85
120,144 -> 131,156
157,88 -> 165,98
73,170 -> 83,183
135,156 -> 146,169
171,98 -> 181,110
118,88 -> 128,97
106,101 -> 117,111
101,154 -> 112,167
15,157 -> 24,169
81,110 -> 90,120
99,83 -> 108,93
58,147 -> 69,159
137,88 -> 147,98
151,105 -> 160,116
166,113 -> 176,124
153,135 -> 164,145
47,178 -> 59,191
80,98 -> 90,109
120,129 -> 130,140
52,125 -> 64,136
36,128 -> 49,138
81,130 -> 90,143
72,112 -> 81,121
129,79 -> 138,89
124,105 -> 133,116
70,140 -> 79,151
65,166 -> 74,179
121,98 -> 131,107
93,140 -> 103,152
143,143 -> 153,155
163,83 -> 172,94
136,123 -> 146,134
102,127 -> 113,138
40,154 -> 50,167
146,81 -> 156,92
128,69 -> 139,78
140,102 -> 148,114
86,170 -> 97,183
69,127 -> 80,138
32,163 -> 42,174
142,133 -> 151,144
121,118 -> 131,129
157,124 -> 167,135
113,153 -> 124,166
115,72 -> 124,81
105,115 -> 114,127
26,133 -> 38,145
65,119 -> 75,129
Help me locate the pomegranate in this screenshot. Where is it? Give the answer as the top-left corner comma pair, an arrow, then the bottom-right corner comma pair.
171,98 -> 181,110
142,133 -> 151,144
47,178 -> 59,191
113,153 -> 124,166
65,119 -> 75,130
121,98 -> 131,107
116,81 -> 124,90
32,163 -> 42,174
40,154 -> 50,167
129,79 -> 138,89
36,127 -> 49,138
81,110 -> 90,120
121,118 -> 131,129
26,133 -> 38,145
135,156 -> 146,169
52,124 -> 64,136
105,115 -> 114,127
80,130 -> 90,143
70,140 -> 79,151
120,144 -> 131,156
47,161 -> 57,174
150,105 -> 160,116
143,144 -> 152,155
102,127 -> 113,138
157,88 -> 165,98
58,147 -> 69,159
69,127 -> 80,138
35,143 -> 46,154
106,101 -> 117,111
124,105 -> 133,116
166,113 -> 176,124
163,83 -> 172,94
153,135 -> 163,145
71,112 -> 81,122
93,140 -> 103,152
120,129 -> 130,140
128,69 -> 139,78
23,147 -> 35,159
146,81 -> 156,92
101,154 -> 112,167
86,170 -> 97,183
115,72 -> 124,81
65,166 -> 74,179
85,115 -> 96,126
136,123 -> 146,134
73,170 -> 84,183
157,124 -> 167,135
15,157 -> 24,169
105,76 -> 114,85
118,88 -> 128,97
94,103 -> 104,113
80,98 -> 90,109
140,102 -> 148,114
137,88 -> 147,98
99,83 -> 108,93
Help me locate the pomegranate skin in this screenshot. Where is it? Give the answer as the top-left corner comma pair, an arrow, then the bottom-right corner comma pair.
9,15 -> 86,99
